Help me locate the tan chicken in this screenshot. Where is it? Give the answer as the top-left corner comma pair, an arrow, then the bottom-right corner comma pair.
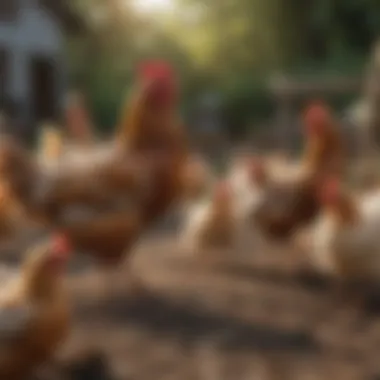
0,234 -> 72,379
64,90 -> 94,146
37,124 -> 64,170
0,179 -> 28,241
180,154 -> 215,202
36,96 -> 94,169
253,102 -> 344,241
180,180 -> 240,256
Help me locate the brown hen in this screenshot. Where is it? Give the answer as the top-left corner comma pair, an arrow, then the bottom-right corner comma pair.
0,62 -> 188,270
253,102 -> 344,240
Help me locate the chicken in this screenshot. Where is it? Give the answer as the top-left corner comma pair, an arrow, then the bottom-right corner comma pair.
0,61 -> 188,271
227,153 -> 256,197
118,61 -> 189,226
37,96 -> 95,170
263,150 -> 303,180
37,124 -> 64,170
63,61 -> 187,261
0,179 -> 28,240
181,154 -> 266,256
0,234 -> 72,379
253,102 -> 344,241
227,154 -> 268,217
222,155 -> 271,253
181,154 -> 215,202
64,91 -> 94,146
180,181 -> 240,256
308,177 -> 380,283
0,136 -> 41,218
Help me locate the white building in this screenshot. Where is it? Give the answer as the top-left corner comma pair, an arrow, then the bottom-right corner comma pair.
0,0 -> 83,138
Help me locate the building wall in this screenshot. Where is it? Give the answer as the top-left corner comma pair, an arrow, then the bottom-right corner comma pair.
0,0 -> 66,129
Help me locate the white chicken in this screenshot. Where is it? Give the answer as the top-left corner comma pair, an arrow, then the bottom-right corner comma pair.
226,154 -> 268,220
180,152 -> 269,258
307,177 -> 380,282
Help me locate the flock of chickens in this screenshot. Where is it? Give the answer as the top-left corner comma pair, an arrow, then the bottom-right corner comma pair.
0,60 -> 377,379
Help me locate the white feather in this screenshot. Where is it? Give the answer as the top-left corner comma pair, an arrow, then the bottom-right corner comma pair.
307,213 -> 338,274
226,162 -> 264,220
309,190 -> 380,279
180,200 -> 212,253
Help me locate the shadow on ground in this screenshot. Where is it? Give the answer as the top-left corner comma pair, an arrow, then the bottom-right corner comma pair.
76,292 -> 321,354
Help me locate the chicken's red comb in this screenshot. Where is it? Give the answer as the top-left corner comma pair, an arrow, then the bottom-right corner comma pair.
318,177 -> 341,205
138,61 -> 174,82
51,233 -> 72,256
137,61 -> 176,106
303,101 -> 331,135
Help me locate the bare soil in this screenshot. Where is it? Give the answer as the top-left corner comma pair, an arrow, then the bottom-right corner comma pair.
2,230 -> 380,380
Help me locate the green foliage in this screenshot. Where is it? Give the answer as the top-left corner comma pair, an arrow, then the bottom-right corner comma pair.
67,0 -> 379,136
221,76 -> 273,137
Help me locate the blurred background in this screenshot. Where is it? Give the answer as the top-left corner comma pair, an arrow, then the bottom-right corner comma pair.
0,0 -> 378,150
1,2 -> 380,379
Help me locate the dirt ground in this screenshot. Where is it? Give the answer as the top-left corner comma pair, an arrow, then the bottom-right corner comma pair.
3,229 -> 380,380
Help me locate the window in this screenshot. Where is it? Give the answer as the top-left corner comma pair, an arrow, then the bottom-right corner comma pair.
0,0 -> 19,21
